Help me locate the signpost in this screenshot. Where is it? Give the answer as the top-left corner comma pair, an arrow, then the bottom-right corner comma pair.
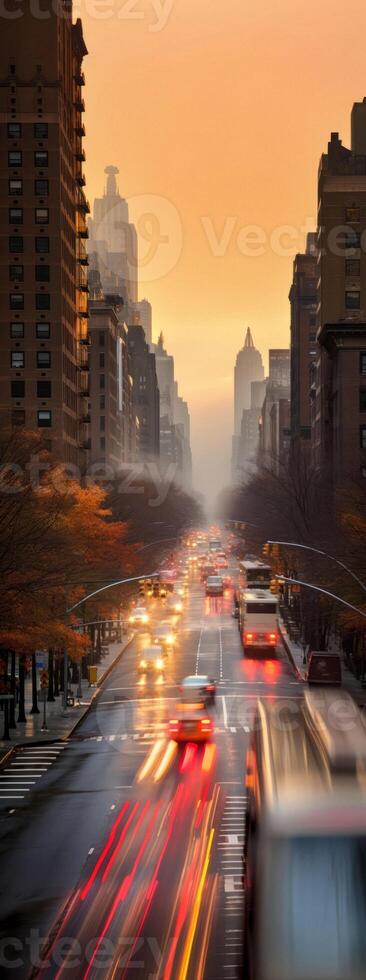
40,669 -> 48,731
35,651 -> 47,670
0,694 -> 14,741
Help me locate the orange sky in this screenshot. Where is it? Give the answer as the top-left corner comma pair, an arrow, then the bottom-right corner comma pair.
82,0 -> 366,502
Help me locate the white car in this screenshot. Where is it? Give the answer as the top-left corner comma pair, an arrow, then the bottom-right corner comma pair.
206,575 -> 224,596
129,606 -> 149,626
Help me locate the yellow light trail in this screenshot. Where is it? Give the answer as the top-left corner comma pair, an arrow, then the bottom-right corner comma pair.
136,739 -> 166,783
177,827 -> 215,980
154,740 -> 178,782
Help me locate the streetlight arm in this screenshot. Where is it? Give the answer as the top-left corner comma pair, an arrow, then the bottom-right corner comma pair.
66,573 -> 159,615
275,574 -> 366,620
269,541 -> 366,594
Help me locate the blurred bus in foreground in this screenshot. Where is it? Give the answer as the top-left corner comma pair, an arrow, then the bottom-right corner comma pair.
238,589 -> 279,654
239,560 -> 272,591
244,690 -> 366,980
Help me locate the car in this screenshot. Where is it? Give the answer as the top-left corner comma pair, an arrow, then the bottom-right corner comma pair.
138,645 -> 165,675
307,651 -> 342,685
129,606 -> 149,626
206,575 -> 224,596
165,595 -> 183,615
215,553 -> 228,569
175,580 -> 187,598
169,702 -> 214,742
180,674 -> 216,705
200,563 -> 217,582
152,623 -> 176,650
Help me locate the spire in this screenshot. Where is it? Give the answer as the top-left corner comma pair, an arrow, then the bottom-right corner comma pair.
157,331 -> 164,349
244,327 -> 254,348
104,165 -> 119,197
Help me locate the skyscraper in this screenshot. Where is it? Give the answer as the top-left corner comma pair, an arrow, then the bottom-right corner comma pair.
289,233 -> 318,452
150,333 -> 192,486
88,166 -> 138,317
127,324 -> 160,460
232,328 -> 264,478
0,2 -> 89,467
313,104 -> 366,483
131,299 -> 152,344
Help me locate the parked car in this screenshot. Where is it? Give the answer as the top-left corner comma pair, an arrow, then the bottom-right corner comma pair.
307,651 -> 342,686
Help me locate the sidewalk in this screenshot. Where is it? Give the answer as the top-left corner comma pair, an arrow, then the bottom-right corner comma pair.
279,617 -> 366,706
0,634 -> 133,759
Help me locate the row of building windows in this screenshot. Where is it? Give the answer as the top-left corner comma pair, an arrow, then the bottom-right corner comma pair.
10,322 -> 50,338
10,265 -> 50,282
11,351 -> 51,368
8,179 -> 49,195
10,294 -> 51,310
9,236 -> 49,253
7,122 -> 48,139
11,380 -> 51,398
9,207 -> 49,223
8,150 -> 48,167
11,410 -> 52,427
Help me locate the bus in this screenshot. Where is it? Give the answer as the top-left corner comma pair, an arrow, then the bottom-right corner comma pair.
244,690 -> 366,980
209,537 -> 222,553
238,589 -> 279,653
238,560 -> 272,591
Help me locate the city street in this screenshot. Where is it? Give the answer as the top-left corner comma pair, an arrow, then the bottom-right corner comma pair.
0,567 -> 302,980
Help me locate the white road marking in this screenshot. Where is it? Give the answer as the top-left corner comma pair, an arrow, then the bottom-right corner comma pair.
88,847 -> 95,855
219,627 -> 223,680
222,696 -> 228,729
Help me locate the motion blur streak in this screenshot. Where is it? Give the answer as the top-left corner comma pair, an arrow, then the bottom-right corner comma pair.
178,827 -> 216,980
120,879 -> 159,980
80,801 -> 130,900
196,873 -> 219,980
201,743 -> 216,773
154,740 -> 178,782
118,802 -> 161,901
101,800 -> 142,882
195,783 -> 210,830
44,889 -> 81,980
136,738 -> 166,782
179,743 -> 198,773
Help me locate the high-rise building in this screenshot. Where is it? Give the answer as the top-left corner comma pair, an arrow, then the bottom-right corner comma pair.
289,234 -> 318,451
88,166 -> 138,317
0,2 -> 89,467
150,333 -> 192,486
131,299 -> 152,344
313,103 -> 366,483
127,324 -> 160,460
268,349 -> 291,387
232,328 -> 264,478
237,379 -> 267,474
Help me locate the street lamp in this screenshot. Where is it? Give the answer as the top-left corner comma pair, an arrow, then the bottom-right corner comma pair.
268,540 -> 366,594
275,574 -> 366,620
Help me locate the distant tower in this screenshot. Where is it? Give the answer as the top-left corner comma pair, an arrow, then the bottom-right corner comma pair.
234,328 -> 264,436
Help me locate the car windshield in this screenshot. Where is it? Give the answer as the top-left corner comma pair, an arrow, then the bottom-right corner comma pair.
264,835 -> 366,979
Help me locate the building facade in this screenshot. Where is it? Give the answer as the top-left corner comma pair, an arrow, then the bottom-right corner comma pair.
131,299 -> 152,344
0,2 -> 89,467
150,333 -> 192,486
313,102 -> 366,484
232,327 -> 264,479
127,323 -> 160,460
289,233 -> 318,451
88,166 -> 138,319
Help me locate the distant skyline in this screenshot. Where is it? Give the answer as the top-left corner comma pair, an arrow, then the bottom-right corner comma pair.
82,0 -> 366,502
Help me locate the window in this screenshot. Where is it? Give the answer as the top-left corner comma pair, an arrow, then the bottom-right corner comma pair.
346,206 -> 361,223
361,426 -> 366,450
9,207 -> 22,224
11,351 -> 24,368
346,259 -> 361,277
35,264 -> 49,282
8,122 -> 21,138
35,236 -> 49,253
35,207 -> 49,224
99,331 -> 105,346
36,293 -> 50,310
345,229 -> 361,249
9,178 -> 22,195
37,410 -> 52,427
309,313 -> 317,327
35,179 -> 49,196
100,396 -> 105,410
37,351 -> 51,368
345,290 -> 361,310
34,122 -> 48,138
360,354 -> 366,376
9,235 -> 23,253
37,380 -> 51,398
10,293 -> 24,309
100,416 -> 105,432
100,437 -> 105,450
34,150 -> 48,167
11,380 -> 25,398
10,322 -> 24,338
9,264 -> 23,282
100,374 -> 105,390
360,389 -> 366,412
36,322 -> 50,338
8,150 -> 22,166
99,353 -> 105,368
12,410 -> 25,427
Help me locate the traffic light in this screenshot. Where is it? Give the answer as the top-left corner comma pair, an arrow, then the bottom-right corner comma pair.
139,578 -> 146,597
262,543 -> 270,556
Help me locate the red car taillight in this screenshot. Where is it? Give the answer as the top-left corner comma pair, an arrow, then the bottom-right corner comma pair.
245,632 -> 255,642
169,719 -> 179,734
268,632 -> 277,644
200,718 -> 212,732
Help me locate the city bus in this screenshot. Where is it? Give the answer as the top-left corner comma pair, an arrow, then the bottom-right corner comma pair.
238,589 -> 279,654
238,560 -> 272,591
244,690 -> 366,980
